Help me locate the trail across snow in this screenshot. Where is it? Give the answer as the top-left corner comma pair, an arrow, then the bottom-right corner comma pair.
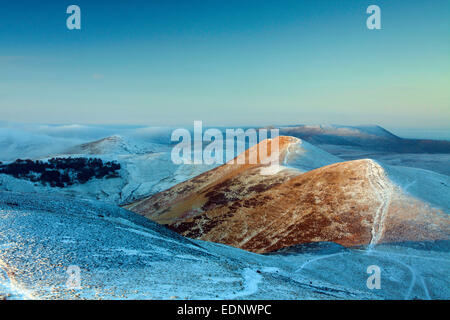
366,160 -> 393,247
222,268 -> 262,299
359,249 -> 432,300
295,252 -> 348,274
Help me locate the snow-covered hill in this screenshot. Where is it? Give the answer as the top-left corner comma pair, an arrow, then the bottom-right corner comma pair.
124,136 -> 342,223
64,135 -> 163,156
1,191 -> 448,300
0,134 -> 217,205
282,137 -> 343,172
0,134 -> 343,205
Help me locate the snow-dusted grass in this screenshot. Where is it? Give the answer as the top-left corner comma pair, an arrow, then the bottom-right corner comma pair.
0,191 -> 448,300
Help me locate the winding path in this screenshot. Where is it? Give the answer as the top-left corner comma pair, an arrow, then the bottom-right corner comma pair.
295,248 -> 434,300
366,160 -> 393,247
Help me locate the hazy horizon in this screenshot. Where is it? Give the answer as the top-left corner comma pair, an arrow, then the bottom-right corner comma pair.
1,120 -> 450,141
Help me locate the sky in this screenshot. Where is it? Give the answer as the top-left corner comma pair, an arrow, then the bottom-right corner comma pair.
0,0 -> 449,131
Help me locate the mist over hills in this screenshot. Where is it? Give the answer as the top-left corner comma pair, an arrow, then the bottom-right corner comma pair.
1,122 -> 449,159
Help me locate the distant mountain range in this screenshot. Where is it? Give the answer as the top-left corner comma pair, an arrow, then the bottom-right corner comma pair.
278,124 -> 450,153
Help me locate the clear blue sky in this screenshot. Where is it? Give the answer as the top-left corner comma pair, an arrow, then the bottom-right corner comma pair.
0,0 -> 449,129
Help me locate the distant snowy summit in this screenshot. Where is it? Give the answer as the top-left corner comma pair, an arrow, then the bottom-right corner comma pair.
279,124 -> 450,153
64,135 -> 163,156
281,124 -> 399,139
